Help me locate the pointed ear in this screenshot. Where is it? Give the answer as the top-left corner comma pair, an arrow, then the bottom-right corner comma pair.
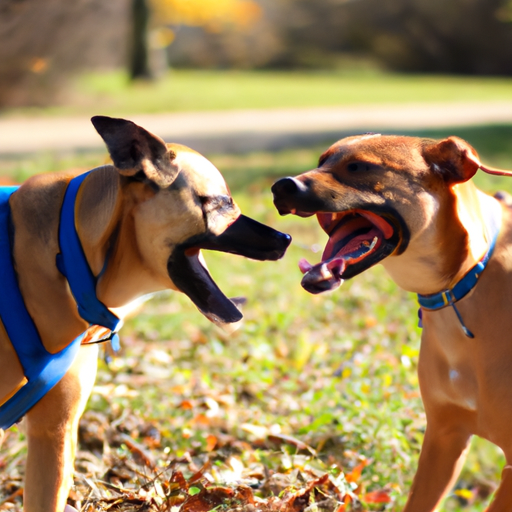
422,136 -> 481,184
91,116 -> 179,188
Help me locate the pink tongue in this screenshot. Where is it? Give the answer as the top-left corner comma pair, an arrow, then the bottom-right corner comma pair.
298,257 -> 346,294
299,258 -> 313,274
298,232 -> 380,293
323,227 -> 381,261
299,257 -> 345,276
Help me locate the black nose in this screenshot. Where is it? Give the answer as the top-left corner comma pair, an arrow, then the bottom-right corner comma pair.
271,177 -> 309,216
271,177 -> 305,197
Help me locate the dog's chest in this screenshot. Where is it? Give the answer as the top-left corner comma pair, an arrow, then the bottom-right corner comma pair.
419,305 -> 512,446
418,308 -> 479,413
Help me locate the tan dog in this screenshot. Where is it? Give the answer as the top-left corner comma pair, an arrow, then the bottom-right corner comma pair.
0,116 -> 290,512
271,134 -> 512,511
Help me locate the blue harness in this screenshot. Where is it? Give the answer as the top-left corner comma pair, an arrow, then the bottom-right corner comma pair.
417,198 -> 502,338
0,172 -> 121,429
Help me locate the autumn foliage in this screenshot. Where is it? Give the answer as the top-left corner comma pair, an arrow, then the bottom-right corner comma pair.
151,0 -> 261,31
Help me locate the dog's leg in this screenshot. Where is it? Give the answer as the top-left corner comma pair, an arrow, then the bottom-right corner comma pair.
486,465 -> 512,511
403,425 -> 471,512
23,344 -> 98,512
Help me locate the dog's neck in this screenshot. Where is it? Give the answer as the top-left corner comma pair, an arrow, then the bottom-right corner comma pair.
381,180 -> 501,295
451,182 -> 496,279
75,167 -> 168,311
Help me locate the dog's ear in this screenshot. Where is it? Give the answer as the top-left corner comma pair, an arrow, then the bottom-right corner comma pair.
422,136 -> 481,184
91,116 -> 179,188
423,136 -> 512,180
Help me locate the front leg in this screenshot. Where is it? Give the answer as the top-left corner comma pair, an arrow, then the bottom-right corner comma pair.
403,423 -> 471,512
23,344 -> 98,512
487,465 -> 512,511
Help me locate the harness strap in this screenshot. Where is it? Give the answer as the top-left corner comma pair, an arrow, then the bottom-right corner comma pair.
0,172 -> 123,428
56,171 -> 122,349
0,187 -> 84,429
417,197 -> 502,338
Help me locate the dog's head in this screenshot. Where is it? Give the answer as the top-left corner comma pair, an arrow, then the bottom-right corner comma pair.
91,116 -> 291,325
271,133 -> 492,294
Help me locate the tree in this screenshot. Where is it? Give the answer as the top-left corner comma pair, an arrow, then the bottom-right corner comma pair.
130,0 -> 152,79
273,0 -> 512,75
0,0 -> 128,107
129,0 -> 261,80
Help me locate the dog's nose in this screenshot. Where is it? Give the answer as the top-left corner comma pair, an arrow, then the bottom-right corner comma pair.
271,177 -> 307,197
271,177 -> 309,215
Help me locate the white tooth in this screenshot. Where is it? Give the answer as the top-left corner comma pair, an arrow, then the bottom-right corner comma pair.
369,236 -> 378,251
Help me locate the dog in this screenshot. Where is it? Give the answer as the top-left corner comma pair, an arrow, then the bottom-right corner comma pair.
0,115 -> 291,512
271,133 -> 512,511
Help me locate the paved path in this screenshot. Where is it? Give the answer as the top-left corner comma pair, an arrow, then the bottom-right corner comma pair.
2,101 -> 512,156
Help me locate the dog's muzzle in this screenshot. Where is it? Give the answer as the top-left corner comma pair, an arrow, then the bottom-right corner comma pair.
167,215 -> 291,324
271,176 -> 407,294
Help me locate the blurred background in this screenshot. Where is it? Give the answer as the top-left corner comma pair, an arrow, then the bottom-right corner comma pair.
2,0 -> 512,158
2,1 -> 512,511
2,0 -> 512,107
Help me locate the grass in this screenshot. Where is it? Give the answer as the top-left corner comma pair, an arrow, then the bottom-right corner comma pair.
3,123 -> 512,191
5,69 -> 512,117
2,124 -> 512,510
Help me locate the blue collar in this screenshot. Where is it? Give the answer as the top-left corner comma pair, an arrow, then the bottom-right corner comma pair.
56,172 -> 122,350
417,198 -> 502,337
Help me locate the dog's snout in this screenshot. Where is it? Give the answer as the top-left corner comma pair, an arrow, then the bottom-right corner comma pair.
271,177 -> 310,216
271,177 -> 306,197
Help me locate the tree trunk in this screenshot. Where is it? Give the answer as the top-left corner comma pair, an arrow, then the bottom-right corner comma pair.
130,0 -> 152,80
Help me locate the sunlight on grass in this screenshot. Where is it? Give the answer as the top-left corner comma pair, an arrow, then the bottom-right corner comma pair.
71,70 -> 512,113
5,69 -> 512,117
3,123 -> 512,193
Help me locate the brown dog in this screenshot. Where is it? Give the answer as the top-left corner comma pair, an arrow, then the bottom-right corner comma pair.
0,116 -> 290,512
272,133 -> 512,511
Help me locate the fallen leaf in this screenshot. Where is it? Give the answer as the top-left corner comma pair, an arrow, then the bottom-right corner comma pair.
364,489 -> 392,503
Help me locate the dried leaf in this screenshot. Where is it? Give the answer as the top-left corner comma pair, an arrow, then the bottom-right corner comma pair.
267,434 -> 316,455
205,434 -> 217,452
364,489 -> 392,503
345,460 -> 370,484
118,434 -> 156,469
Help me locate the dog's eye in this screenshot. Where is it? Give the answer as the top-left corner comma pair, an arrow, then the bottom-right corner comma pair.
199,195 -> 233,214
347,162 -> 371,172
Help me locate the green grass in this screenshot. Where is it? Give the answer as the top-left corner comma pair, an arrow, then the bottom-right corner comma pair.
3,124 -> 512,510
3,123 -> 512,192
5,69 -> 512,117
214,123 -> 512,195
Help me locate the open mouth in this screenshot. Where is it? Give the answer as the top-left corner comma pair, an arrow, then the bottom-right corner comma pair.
167,215 -> 291,325
299,209 -> 399,294
168,247 -> 244,326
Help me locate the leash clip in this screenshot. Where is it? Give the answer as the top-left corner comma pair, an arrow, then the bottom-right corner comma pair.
85,324 -> 122,351
443,290 -> 474,339
83,328 -> 122,365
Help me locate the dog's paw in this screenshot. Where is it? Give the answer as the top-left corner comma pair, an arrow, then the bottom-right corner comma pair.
64,505 -> 79,512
